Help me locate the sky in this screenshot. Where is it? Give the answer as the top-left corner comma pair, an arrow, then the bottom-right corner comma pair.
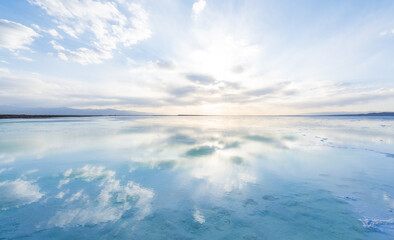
0,0 -> 393,115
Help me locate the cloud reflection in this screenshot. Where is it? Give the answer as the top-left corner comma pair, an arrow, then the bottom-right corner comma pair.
0,178 -> 44,210
1,117 -> 394,195
0,116 -> 393,238
50,165 -> 154,227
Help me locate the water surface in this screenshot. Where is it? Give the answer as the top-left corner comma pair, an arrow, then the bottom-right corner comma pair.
1,116 -> 394,239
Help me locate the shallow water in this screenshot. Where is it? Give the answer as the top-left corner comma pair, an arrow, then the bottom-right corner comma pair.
0,116 -> 394,239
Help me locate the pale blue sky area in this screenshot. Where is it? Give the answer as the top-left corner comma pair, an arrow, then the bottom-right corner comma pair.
0,0 -> 393,114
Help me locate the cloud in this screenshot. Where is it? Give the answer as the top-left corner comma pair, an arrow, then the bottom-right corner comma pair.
55,191 -> 66,199
32,24 -> 62,38
0,154 -> 15,164
51,165 -> 154,227
51,40 -> 112,65
185,145 -> 216,157
0,19 -> 39,51
58,165 -> 115,187
156,60 -> 175,69
244,135 -> 288,149
186,73 -> 216,85
49,206 -> 123,227
1,1 -> 393,114
0,67 -> 392,114
192,0 -> 206,18
245,82 -> 291,97
0,73 -> 165,109
193,209 -> 205,224
246,86 -> 283,97
292,88 -> 394,108
379,29 -> 394,36
30,0 -> 151,64
0,179 -> 44,210
47,29 -> 61,38
232,65 -> 245,74
168,134 -> 197,145
0,168 -> 12,174
16,56 -> 34,61
0,67 -> 9,73
168,86 -> 197,97
65,190 -> 87,203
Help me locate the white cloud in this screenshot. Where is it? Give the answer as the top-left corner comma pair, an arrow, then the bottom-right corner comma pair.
58,165 -> 115,187
57,25 -> 78,38
0,67 -> 9,73
51,165 -> 154,227
49,206 -> 123,227
0,19 -> 39,51
24,169 -> 39,175
65,190 -> 87,203
55,191 -> 66,199
30,0 -> 151,64
193,209 -> 205,224
192,0 -> 206,18
0,167 -> 12,174
16,56 -> 34,62
48,29 -> 61,38
98,178 -> 154,220
0,179 -> 44,209
380,31 -> 388,36
289,87 -> 394,108
383,193 -> 394,208
379,29 -> 394,36
0,154 -> 15,164
32,23 -> 62,38
51,40 -> 112,64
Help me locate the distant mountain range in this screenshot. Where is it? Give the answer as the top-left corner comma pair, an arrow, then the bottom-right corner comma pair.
325,112 -> 394,116
0,106 -> 146,115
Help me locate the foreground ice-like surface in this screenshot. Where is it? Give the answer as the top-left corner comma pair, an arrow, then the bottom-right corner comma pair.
0,116 -> 393,239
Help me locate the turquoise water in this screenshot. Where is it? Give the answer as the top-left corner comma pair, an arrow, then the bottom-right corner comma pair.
0,116 -> 394,239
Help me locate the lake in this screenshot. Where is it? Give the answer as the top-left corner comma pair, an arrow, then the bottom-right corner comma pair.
0,116 -> 393,239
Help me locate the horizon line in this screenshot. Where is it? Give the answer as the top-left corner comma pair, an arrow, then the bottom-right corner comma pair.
1,112 -> 394,119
